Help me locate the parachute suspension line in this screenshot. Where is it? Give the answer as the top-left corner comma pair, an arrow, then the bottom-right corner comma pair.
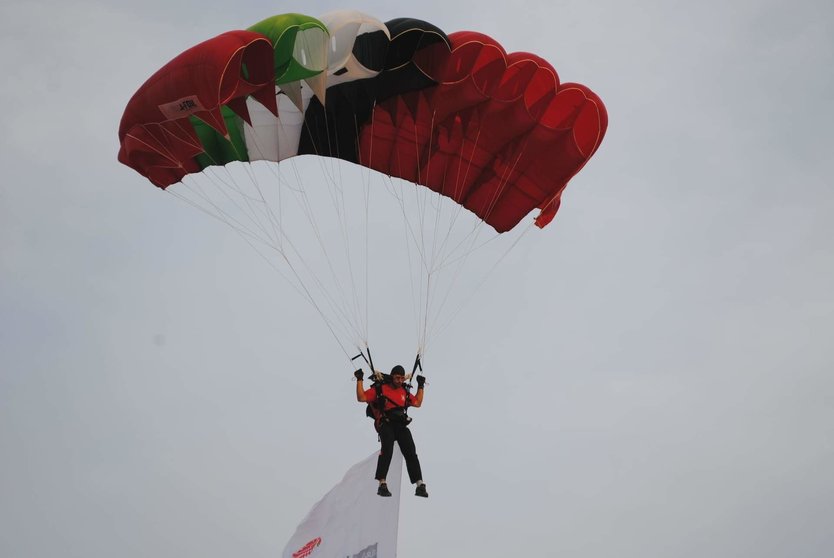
262,204 -> 365,349
295,115 -> 371,348
167,182 -> 356,362
353,105 -> 376,345
238,159 -> 305,270
184,168 -> 288,253
385,121 -> 429,348
260,158 -> 366,345
389,178 -> 432,268
236,161 -> 367,347
411,115 -> 429,351
420,125 -> 492,273
303,107 -> 369,347
421,135 -> 537,347
432,124 -> 506,268
446,126 -> 485,242
220,121 -> 366,347
415,114 -> 438,349
424,232 -> 494,350
355,110 -> 372,345
408,105 -> 535,352
453,126 -> 478,201
421,119 -> 540,352
418,111 -> 445,352
181,150 -> 278,246
315,119 -> 368,348
424,111 -> 472,350
363,99 -> 419,346
425,221 -> 534,355
409,173 -> 431,351
386,174 -> 425,349
219,163 -> 283,247
298,112 -> 334,186
419,120 -> 500,350
430,228 -> 511,272
316,161 -> 351,340
356,119 -> 373,344
271,131 -> 358,336
419,127 -> 493,346
295,122 -> 363,345
382,133 -> 432,351
242,122 -> 368,350
167,182 -> 275,249
244,161 -> 300,266
480,134 -> 533,226
425,165 -> 491,349
331,149 -> 367,346
411,126 -> 491,285
380,112 -> 486,353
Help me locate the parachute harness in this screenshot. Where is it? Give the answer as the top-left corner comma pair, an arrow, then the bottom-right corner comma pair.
353,351 -> 422,432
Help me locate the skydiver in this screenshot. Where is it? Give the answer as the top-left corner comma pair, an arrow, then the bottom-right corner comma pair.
355,365 -> 428,498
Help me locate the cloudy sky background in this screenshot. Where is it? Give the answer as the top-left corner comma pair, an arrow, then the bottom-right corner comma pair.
2,0 -> 833,557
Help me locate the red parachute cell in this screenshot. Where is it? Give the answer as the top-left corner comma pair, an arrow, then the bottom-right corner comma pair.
117,30 -> 278,188
358,31 -> 607,232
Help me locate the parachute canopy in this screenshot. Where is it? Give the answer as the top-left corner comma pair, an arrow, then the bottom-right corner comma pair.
118,11 -> 607,233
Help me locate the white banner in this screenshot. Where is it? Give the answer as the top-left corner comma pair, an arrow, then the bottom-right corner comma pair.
282,448 -> 403,558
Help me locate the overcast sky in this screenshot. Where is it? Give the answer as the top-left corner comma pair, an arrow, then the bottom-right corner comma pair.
2,0 -> 833,557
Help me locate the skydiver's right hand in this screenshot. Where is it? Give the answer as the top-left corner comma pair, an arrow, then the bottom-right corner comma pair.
354,369 -> 364,381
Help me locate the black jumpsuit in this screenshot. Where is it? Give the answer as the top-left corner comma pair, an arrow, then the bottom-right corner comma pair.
367,384 -> 423,483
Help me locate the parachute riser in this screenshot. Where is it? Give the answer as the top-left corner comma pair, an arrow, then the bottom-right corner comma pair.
406,353 -> 423,392
351,346 -> 379,381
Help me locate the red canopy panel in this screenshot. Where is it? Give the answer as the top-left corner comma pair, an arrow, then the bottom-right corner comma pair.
359,31 -> 607,232
117,31 -> 277,188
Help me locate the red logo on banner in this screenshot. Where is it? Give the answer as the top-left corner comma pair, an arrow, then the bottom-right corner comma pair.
292,537 -> 322,558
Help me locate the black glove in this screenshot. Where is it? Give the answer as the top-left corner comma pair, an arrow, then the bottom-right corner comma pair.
416,375 -> 426,388
354,369 -> 364,381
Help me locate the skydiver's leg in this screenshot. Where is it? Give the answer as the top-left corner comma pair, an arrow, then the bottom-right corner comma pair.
375,422 -> 396,481
395,426 -> 423,484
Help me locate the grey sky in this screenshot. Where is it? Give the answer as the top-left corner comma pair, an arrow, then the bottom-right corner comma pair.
2,0 -> 833,557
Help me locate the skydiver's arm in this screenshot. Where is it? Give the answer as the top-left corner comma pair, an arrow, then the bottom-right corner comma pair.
410,375 -> 425,407
411,386 -> 424,408
356,380 -> 367,402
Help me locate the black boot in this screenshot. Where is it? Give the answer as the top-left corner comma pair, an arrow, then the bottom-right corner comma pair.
377,483 -> 392,497
415,484 -> 428,498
